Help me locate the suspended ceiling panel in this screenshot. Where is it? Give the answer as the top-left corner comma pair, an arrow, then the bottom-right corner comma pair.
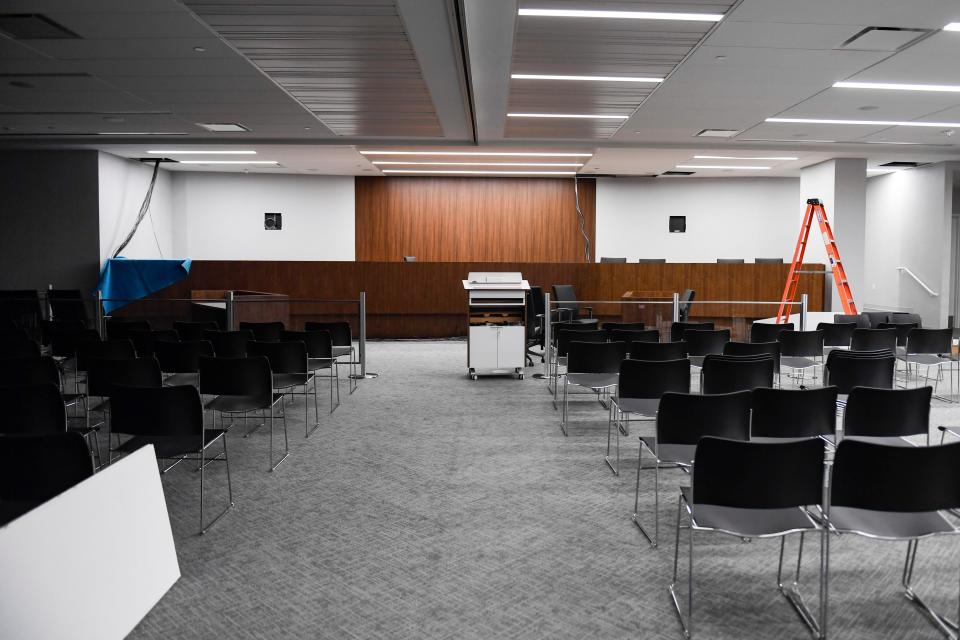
184,0 -> 444,138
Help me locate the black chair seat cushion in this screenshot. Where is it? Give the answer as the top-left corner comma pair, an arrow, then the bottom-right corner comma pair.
273,372 -> 312,389
114,430 -> 226,458
781,356 -> 818,369
683,487 -> 818,537
205,393 -> 283,413
829,506 -> 955,539
615,397 -> 660,416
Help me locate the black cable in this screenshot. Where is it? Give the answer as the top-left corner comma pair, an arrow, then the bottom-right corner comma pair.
574,175 -> 591,263
112,159 -> 161,259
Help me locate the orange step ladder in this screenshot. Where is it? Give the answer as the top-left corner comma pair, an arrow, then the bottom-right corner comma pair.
776,198 -> 857,324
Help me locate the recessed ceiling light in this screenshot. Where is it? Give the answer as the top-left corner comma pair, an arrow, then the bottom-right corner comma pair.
511,74 -> 663,83
147,149 -> 257,155
766,117 -> 960,127
358,150 -> 594,157
195,122 -> 250,132
694,155 -> 797,160
97,132 -> 189,136
677,164 -> 771,170
518,8 -> 723,22
372,161 -> 583,167
943,22 -> 960,31
507,113 -> 629,119
381,169 -> 577,175
193,46 -> 206,53
835,80 -> 960,93
177,160 -> 278,165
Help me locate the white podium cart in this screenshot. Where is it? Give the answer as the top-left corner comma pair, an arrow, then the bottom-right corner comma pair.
462,272 -> 530,380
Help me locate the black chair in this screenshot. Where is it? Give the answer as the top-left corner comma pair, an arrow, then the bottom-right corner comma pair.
284,330 -> 340,415
824,350 -> 895,396
173,320 -> 220,341
630,340 -> 687,362
606,358 -> 690,475
199,355 -> 288,471
561,341 -> 627,436
86,356 -> 162,424
751,321 -> 793,343
250,339 -> 318,437
862,311 -> 891,328
239,321 -> 284,343
901,328 -> 954,392
817,322 -> 856,350
599,257 -> 626,263
155,339 -> 214,386
551,329 -> 605,404
834,313 -> 871,329
717,258 -> 745,264
552,284 -> 593,322
633,390 -> 752,546
827,440 -> 960,638
678,289 -> 695,322
0,355 -> 61,388
638,258 -> 667,264
524,285 -> 545,365
754,257 -> 784,264
669,321 -> 713,343
889,312 -> 922,327
850,328 -> 898,353
723,340 -> 780,371
76,339 -> 136,375
778,330 -> 824,387
0,432 -> 93,526
0,336 -> 41,358
203,330 -> 253,358
110,384 -> 233,533
877,321 -> 918,348
669,437 -> 826,639
700,354 -> 774,394
105,319 -> 151,340
304,321 -> 357,389
0,383 -> 66,435
131,329 -> 178,358
48,289 -> 89,325
601,321 -> 645,337
751,386 -> 838,441
611,329 -> 659,352
684,329 -> 730,367
843,386 -> 932,446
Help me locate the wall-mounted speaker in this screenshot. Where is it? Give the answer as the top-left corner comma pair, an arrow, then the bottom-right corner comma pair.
669,216 -> 686,233
264,212 -> 282,230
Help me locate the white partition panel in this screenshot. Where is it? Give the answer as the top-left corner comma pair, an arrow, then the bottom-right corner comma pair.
0,445 -> 180,640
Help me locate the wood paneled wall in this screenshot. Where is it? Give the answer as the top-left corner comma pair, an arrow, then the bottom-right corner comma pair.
354,177 -> 596,262
148,261 -> 826,339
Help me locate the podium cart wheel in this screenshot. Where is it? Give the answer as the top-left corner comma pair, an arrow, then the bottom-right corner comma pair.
469,368 -> 477,380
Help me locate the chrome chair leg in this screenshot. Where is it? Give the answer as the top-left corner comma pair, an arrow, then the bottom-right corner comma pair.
901,539 -> 959,637
668,493 -> 694,638
777,533 -> 823,637
632,442 -> 656,546
604,402 -> 618,475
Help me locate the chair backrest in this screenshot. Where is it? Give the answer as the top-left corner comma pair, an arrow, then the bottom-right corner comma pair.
248,340 -> 308,375
76,339 -> 136,372
303,321 -> 352,347
778,329 -> 824,358
843,386 -> 931,439
678,289 -> 695,322
48,289 -> 89,323
831,439 -> 960,512
684,329 -> 730,357
282,330 -> 333,360
0,383 -> 66,434
693,437 -> 824,509
751,386 -> 838,438
105,319 -> 151,340
850,328 -> 897,352
0,337 -> 41,358
238,321 -> 284,343
656,391 -> 752,445
556,329 -> 605,357
889,312 -> 922,327
754,258 -> 784,264
877,322 -> 918,347
717,258 -> 744,264
750,322 -> 793,343
611,329 -> 659,348
45,324 -> 97,358
602,321 -> 646,335
552,284 -> 581,317
834,313 -> 871,329
173,320 -> 220,341
701,354 -> 774,394
630,340 -> 687,361
86,357 -> 163,397
154,339 -> 214,374
824,351 -> 895,394
526,286 -> 544,339
202,330 -> 253,358
861,311 -> 891,328
0,432 -> 93,503
618,358 -> 691,400
198,356 -> 273,405
131,329 -> 178,358
599,257 -> 627,263
906,328 -> 952,356
669,320 -> 712,342
0,356 -> 60,388
110,384 -> 204,439
816,322 -> 856,347
723,341 -> 780,369
566,341 -> 627,374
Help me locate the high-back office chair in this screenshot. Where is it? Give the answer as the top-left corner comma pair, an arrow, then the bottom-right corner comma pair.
678,289 -> 695,322
524,286 -> 545,365
717,258 -> 745,264
599,257 -> 627,263
552,284 -> 593,322
637,258 -> 667,264
754,258 -> 784,264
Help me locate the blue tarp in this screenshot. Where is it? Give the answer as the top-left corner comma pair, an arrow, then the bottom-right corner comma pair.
97,258 -> 192,314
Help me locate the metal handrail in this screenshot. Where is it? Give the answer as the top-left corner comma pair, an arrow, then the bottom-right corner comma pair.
897,267 -> 939,297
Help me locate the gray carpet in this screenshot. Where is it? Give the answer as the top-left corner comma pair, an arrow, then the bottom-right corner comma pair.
129,341 -> 960,639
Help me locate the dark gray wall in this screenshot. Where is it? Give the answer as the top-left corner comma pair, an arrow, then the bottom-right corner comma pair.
0,150 -> 100,291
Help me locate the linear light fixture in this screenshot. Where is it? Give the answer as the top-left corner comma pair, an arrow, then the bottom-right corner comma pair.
507,113 -> 628,119
518,8 -> 723,22
177,160 -> 278,165
380,169 -> 577,175
766,117 -> 960,128
694,154 -> 797,160
944,22 -> 960,31
867,168 -> 901,172
677,164 -> 771,170
834,80 -> 960,93
737,137 -> 837,143
511,74 -> 663,83
97,132 -> 188,136
147,149 -> 257,155
372,161 -> 583,167
359,150 -> 593,157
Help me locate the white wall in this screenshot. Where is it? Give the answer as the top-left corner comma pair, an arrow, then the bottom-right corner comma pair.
595,177 -> 820,263
172,172 -> 354,260
98,153 -> 175,263
864,163 -> 953,327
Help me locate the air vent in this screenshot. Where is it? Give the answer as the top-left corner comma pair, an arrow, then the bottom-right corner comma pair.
0,14 -> 79,39
880,161 -> 920,168
839,27 -> 928,52
695,129 -> 741,138
661,171 -> 695,176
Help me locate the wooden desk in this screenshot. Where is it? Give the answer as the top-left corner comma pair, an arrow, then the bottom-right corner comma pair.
620,290 -> 675,331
